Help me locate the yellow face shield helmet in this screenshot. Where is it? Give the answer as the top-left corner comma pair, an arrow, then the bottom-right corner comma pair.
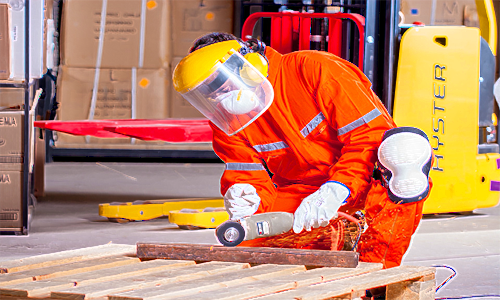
172,40 -> 274,136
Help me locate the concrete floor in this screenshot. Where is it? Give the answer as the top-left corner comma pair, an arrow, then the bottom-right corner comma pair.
0,162 -> 499,299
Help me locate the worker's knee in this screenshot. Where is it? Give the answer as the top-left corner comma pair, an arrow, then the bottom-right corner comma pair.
376,126 -> 432,204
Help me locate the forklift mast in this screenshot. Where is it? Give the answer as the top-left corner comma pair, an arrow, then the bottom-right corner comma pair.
235,0 -> 498,114
234,0 -> 403,115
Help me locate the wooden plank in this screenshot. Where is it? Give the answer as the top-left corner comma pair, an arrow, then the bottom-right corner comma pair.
50,262 -> 248,300
0,256 -> 139,287
254,266 -> 435,300
0,259 -> 196,298
108,264 -> 306,300
386,273 -> 436,300
169,262 -> 383,300
0,296 -> 52,300
0,244 -> 136,274
137,243 -> 359,268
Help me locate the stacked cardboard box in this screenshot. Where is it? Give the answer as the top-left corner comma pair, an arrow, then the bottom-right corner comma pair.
0,109 -> 25,230
401,0 -> 480,27
0,91 -> 33,231
56,66 -> 169,145
55,0 -> 234,149
56,0 -> 172,146
0,0 -> 44,230
0,168 -> 23,231
0,0 -> 51,232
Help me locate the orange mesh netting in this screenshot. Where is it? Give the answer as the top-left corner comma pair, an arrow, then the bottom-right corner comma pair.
239,216 -> 364,251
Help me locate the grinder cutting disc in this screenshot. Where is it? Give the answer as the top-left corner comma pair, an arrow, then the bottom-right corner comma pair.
216,221 -> 245,247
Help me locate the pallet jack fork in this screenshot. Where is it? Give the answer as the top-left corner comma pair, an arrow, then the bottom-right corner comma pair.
169,208 -> 229,230
99,198 -> 227,229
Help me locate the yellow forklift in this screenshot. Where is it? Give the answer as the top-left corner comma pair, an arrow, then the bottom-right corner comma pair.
393,0 -> 499,213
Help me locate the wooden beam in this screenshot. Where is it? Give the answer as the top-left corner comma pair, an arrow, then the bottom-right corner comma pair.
136,243 -> 359,268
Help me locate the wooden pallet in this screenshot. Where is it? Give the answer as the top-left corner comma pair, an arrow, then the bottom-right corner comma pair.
0,243 -> 436,300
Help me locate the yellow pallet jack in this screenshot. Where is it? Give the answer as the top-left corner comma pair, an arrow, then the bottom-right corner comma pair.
169,208 -> 229,230
99,198 -> 226,229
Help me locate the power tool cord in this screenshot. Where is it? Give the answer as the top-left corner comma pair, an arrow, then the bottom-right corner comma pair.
433,264 -> 500,299
337,212 -> 363,251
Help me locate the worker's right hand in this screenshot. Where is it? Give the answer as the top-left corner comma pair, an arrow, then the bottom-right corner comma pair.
224,183 -> 261,220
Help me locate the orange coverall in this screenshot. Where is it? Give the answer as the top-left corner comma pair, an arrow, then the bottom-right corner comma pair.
210,47 -> 427,269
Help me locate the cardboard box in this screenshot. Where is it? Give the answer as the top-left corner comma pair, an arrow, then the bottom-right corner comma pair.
0,4 -> 9,80
401,0 -> 479,27
55,65 -> 169,145
60,0 -> 171,69
169,56 -> 205,118
171,0 -> 234,56
9,0 -> 45,80
0,88 -> 25,109
0,170 -> 23,230
0,110 -> 33,171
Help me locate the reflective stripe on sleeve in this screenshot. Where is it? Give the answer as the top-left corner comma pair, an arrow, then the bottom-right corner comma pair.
253,141 -> 289,153
301,112 -> 326,137
225,163 -> 266,171
337,108 -> 382,136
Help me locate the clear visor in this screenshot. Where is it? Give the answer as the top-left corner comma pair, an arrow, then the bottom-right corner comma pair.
180,51 -> 274,136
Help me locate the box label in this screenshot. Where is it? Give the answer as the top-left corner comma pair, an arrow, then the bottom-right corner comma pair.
256,221 -> 270,236
0,173 -> 11,183
0,213 -> 18,220
0,116 -> 18,127
0,171 -> 22,228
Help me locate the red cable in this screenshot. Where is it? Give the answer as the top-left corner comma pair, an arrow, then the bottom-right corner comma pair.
338,211 -> 361,224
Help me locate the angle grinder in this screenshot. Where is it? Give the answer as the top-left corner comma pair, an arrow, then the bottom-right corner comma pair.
215,211 -> 359,247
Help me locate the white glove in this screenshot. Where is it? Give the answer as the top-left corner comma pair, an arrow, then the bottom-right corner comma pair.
224,183 -> 261,220
293,181 -> 350,234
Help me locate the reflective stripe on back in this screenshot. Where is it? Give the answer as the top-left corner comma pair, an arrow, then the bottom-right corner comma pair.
338,108 -> 382,136
253,141 -> 289,153
301,112 -> 326,137
225,163 -> 266,171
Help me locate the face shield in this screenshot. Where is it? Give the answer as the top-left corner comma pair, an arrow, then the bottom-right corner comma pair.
179,51 -> 274,136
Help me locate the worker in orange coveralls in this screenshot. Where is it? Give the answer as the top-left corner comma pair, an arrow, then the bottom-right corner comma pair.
172,32 -> 433,272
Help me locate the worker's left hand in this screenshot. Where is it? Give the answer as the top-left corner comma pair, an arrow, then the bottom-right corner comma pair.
293,181 -> 350,234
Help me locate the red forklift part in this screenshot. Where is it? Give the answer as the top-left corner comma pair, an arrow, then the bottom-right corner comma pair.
241,11 -> 365,69
104,124 -> 213,143
34,119 -> 212,143
34,120 -> 130,138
